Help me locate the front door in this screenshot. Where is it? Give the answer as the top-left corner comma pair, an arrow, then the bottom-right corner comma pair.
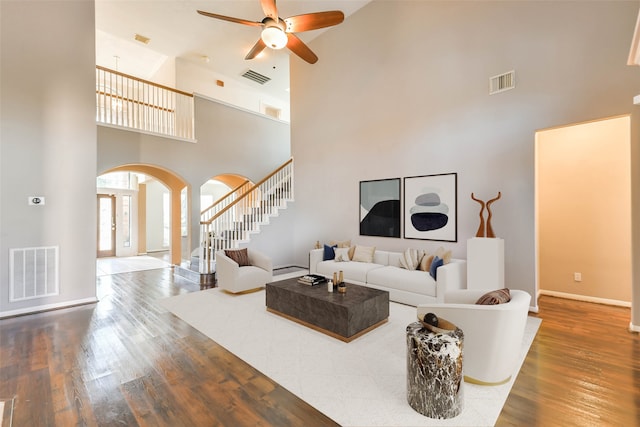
97,194 -> 116,257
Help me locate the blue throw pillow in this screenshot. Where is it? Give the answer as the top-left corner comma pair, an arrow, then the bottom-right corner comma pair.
430,256 -> 443,279
323,244 -> 337,261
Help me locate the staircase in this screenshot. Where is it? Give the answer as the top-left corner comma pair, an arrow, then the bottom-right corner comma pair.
198,158 -> 294,275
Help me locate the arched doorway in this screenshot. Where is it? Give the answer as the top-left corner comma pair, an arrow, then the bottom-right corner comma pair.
200,173 -> 252,210
98,164 -> 188,266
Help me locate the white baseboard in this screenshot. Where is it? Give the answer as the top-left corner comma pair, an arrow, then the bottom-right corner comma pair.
0,297 -> 98,319
629,322 -> 640,333
539,289 -> 631,308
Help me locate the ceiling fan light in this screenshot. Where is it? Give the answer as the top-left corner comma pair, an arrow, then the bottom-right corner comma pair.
261,27 -> 287,50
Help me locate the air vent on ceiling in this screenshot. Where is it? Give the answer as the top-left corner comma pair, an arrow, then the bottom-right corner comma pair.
489,70 -> 515,95
242,69 -> 271,85
262,105 -> 281,119
134,33 -> 151,44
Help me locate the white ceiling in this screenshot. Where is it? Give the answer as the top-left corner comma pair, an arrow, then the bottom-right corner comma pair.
95,1 -> 370,102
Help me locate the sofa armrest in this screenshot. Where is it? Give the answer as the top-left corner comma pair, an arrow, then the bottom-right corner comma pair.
215,250 -> 239,284
309,248 -> 323,274
248,249 -> 273,274
435,259 -> 467,303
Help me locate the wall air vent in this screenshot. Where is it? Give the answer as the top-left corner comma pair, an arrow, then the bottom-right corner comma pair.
489,70 -> 515,95
10,246 -> 59,302
242,69 -> 271,85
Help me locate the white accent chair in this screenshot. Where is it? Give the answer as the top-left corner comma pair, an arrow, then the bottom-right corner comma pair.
417,289 -> 531,385
215,249 -> 273,294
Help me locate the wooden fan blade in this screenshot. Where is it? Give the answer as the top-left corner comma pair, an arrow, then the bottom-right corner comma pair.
286,33 -> 318,64
284,11 -> 344,33
197,10 -> 263,27
245,38 -> 267,60
260,0 -> 278,21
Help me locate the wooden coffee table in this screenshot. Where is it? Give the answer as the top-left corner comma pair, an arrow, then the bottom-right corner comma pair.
265,277 -> 389,342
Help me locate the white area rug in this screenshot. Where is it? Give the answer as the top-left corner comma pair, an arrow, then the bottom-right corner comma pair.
160,286 -> 540,427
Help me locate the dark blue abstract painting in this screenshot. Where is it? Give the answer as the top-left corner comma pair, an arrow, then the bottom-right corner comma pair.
404,173 -> 457,241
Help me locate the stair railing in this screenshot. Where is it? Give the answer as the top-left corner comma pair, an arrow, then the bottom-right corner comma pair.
200,179 -> 252,223
199,158 -> 294,274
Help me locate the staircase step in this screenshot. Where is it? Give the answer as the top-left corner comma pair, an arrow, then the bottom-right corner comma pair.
174,264 -> 216,288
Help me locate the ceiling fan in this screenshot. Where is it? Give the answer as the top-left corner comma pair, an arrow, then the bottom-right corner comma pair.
197,0 -> 344,64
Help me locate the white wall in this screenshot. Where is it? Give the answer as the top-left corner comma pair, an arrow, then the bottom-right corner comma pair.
145,180 -> 169,252
201,180 -> 231,207
290,0 -> 640,310
0,1 -> 97,316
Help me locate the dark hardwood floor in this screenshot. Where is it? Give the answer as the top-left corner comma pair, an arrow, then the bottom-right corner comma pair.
1,267 -> 639,426
0,269 -> 338,427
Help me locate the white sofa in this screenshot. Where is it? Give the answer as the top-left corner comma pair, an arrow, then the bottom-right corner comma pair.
417,289 -> 531,385
309,248 -> 467,305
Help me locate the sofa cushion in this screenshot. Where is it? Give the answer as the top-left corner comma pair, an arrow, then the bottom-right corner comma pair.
352,245 -> 376,263
435,247 -> 452,264
367,266 -> 437,297
334,247 -> 351,262
387,252 -> 402,268
225,248 -> 250,266
399,248 -> 425,270
373,250 -> 391,266
419,254 -> 434,272
476,288 -> 511,305
429,256 -> 444,279
330,239 -> 351,248
323,244 -> 337,261
315,260 -> 382,283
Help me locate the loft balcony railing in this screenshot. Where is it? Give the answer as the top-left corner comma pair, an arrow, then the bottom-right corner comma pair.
96,66 -> 194,140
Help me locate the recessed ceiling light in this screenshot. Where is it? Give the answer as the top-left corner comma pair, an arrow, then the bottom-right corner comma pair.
134,33 -> 150,44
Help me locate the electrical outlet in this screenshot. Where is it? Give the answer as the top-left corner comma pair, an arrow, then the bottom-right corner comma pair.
574,272 -> 582,282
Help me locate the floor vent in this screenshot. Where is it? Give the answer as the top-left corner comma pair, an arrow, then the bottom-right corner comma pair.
242,69 -> 271,85
489,70 -> 515,95
10,246 -> 59,302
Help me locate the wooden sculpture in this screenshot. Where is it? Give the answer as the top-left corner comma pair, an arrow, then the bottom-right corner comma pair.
471,192 -> 501,238
485,192 -> 501,238
470,193 -> 485,237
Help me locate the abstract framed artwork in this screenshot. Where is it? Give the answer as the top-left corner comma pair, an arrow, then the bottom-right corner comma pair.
404,173 -> 457,241
359,178 -> 401,238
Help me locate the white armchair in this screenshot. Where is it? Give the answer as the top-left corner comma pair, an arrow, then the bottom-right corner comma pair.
417,289 -> 531,385
215,249 -> 273,294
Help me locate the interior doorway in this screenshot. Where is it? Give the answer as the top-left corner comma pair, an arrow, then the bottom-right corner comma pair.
97,194 -> 116,257
535,115 -> 632,306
